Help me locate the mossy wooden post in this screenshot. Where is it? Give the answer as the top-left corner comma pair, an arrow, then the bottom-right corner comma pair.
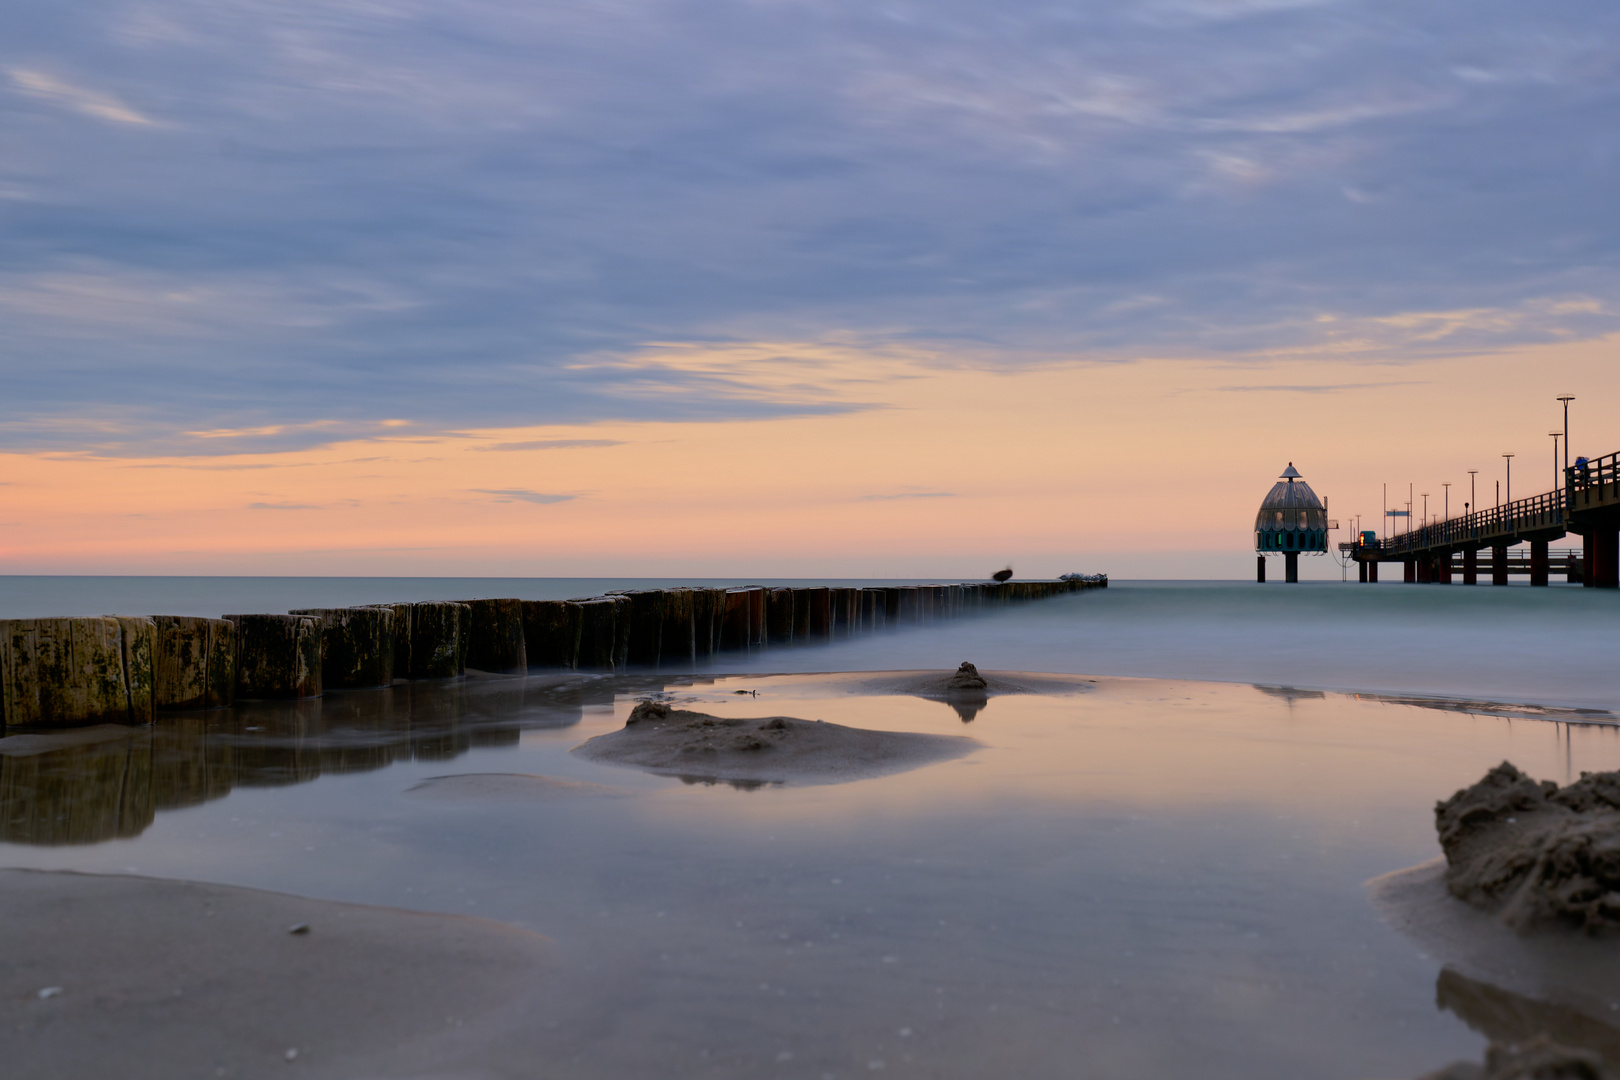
523,600 -> 582,670
0,617 -> 155,730
225,614 -> 322,700
766,588 -> 795,645
459,599 -> 526,674
153,616 -> 235,710
620,591 -> 665,668
659,589 -> 696,668
290,607 -> 395,689
394,602 -> 467,679
575,598 -> 621,671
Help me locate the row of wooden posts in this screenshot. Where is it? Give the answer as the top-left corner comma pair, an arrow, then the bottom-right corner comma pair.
0,578 -> 1105,731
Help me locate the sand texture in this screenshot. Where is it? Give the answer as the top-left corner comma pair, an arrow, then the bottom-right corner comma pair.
406,771 -> 623,801
572,701 -> 977,785
1435,761 -> 1620,932
0,868 -> 550,1080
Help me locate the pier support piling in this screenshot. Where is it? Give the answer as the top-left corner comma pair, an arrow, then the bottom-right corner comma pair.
1257,556 -> 1266,583
1530,541 -> 1550,587
1463,548 -> 1478,585
1404,559 -> 1416,584
1492,544 -> 1509,586
1357,559 -> 1367,583
1368,560 -> 1378,583
1284,552 -> 1298,583
1594,526 -> 1620,589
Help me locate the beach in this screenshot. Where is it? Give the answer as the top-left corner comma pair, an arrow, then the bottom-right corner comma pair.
7,585 -> 1620,1080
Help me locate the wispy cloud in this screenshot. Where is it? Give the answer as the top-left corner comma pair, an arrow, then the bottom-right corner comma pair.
1211,381 -> 1427,394
861,491 -> 956,501
471,489 -> 577,505
249,501 -> 321,510
474,439 -> 624,452
9,68 -> 155,126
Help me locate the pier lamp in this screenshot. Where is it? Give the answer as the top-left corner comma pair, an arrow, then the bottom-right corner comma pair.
1468,470 -> 1478,517
1503,453 -> 1514,504
1559,395 -> 1575,472
1422,492 -> 1429,527
1442,482 -> 1450,521
1551,433 -> 1562,492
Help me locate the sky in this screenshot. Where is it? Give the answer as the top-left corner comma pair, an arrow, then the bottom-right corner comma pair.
2,0 -> 1618,577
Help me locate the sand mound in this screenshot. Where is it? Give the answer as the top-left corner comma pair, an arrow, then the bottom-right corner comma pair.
830,665 -> 1094,722
1435,762 -> 1620,933
0,868 -> 550,1080
571,701 -> 977,785
406,772 -> 622,801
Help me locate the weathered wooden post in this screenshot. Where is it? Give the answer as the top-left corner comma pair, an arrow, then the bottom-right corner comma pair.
226,614 -> 322,700
860,588 -> 887,631
458,598 -> 526,674
523,600 -> 583,670
659,589 -> 696,667
617,591 -> 666,668
766,588 -> 795,645
690,589 -> 725,659
153,616 -> 235,710
290,607 -> 395,689
0,616 -> 158,730
575,597 -> 623,671
390,601 -> 470,679
720,589 -> 753,652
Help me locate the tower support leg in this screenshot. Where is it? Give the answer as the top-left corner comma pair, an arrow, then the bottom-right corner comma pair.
1358,559 -> 1368,583
1284,552 -> 1298,583
1368,561 -> 1378,583
1492,544 -> 1509,586
1404,559 -> 1416,583
1530,541 -> 1549,586
1463,548 -> 1478,585
1256,556 -> 1266,584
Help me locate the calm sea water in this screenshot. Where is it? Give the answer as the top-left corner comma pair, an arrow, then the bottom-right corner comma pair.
2,576 -> 1615,710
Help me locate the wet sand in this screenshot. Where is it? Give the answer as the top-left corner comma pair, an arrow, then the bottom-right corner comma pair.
0,868 -> 552,1080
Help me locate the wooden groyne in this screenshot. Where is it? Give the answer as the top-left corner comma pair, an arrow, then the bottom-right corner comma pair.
0,576 -> 1105,732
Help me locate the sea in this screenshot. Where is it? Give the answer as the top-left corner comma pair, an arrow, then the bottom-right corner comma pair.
2,575 -> 1616,710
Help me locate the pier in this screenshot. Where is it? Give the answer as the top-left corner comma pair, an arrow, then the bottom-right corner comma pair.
1344,452 -> 1620,587
0,577 -> 1106,732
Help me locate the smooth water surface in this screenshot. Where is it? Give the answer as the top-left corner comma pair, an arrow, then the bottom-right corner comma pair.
5,672 -> 1619,1078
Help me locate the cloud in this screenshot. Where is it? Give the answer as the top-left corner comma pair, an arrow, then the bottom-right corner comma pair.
9,68 -> 155,125
2,0 -> 1619,455
474,439 -> 624,452
861,491 -> 956,501
471,489 -> 577,505
1211,381 -> 1426,394
248,501 -> 321,510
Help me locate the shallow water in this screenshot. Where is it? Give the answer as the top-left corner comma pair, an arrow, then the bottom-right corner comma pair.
5,672 -> 1620,1078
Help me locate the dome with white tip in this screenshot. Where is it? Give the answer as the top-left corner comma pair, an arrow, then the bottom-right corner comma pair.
1255,463 -> 1327,553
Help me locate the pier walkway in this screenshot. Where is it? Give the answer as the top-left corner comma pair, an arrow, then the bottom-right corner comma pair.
1343,452 -> 1620,587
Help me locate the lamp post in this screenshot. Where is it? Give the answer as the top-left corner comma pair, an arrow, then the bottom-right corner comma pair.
1443,481 -> 1450,520
1558,395 -> 1575,472
1504,453 -> 1514,505
1552,432 -> 1562,493
1422,492 -> 1429,528
1468,470 -> 1478,519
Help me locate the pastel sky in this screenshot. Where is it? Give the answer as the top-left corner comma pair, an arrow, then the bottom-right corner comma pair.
3,0 -> 1618,577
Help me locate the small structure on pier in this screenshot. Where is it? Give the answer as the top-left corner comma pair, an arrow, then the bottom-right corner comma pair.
1255,463 -> 1328,583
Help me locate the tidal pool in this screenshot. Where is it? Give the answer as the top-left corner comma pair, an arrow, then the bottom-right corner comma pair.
3,671 -> 1618,1079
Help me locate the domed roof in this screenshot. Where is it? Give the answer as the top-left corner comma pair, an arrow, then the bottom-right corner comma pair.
1255,463 -> 1329,552
1258,462 -> 1324,513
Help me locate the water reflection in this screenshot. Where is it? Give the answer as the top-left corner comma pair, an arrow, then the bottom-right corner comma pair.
0,674 -> 678,846
1437,966 -> 1620,1069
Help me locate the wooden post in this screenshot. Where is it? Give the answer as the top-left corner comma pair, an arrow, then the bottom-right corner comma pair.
153,616 -> 235,710
575,598 -> 622,671
1492,544 -> 1509,586
1404,559 -> 1417,584
458,599 -> 526,674
290,607 -> 395,689
766,588 -> 796,645
1257,556 -> 1266,583
1368,560 -> 1378,583
522,600 -> 583,670
226,615 -> 322,700
1596,526 -> 1620,588
1284,551 -> 1299,583
1462,548 -> 1478,585
619,591 -> 665,668
659,589 -> 696,668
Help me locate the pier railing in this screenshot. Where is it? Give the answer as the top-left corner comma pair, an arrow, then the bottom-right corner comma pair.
1375,488 -> 1564,557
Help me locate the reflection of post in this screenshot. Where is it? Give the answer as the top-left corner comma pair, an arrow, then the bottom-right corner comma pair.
0,729 -> 156,845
